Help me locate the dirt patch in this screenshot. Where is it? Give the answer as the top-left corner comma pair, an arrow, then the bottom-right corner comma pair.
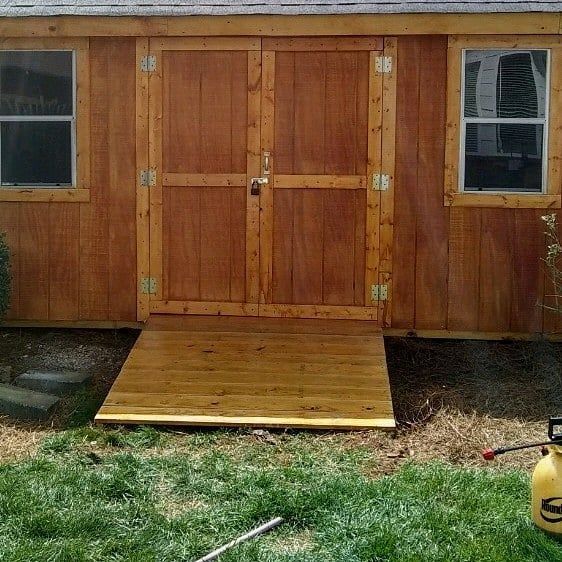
0,327 -> 138,460
0,329 -> 560,472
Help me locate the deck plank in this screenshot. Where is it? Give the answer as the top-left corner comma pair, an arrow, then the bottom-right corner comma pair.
96,317 -> 395,429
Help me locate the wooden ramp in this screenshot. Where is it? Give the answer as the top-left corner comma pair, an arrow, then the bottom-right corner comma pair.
95,317 -> 395,430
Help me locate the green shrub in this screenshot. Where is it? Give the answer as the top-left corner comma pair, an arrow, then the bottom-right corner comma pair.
0,232 -> 10,320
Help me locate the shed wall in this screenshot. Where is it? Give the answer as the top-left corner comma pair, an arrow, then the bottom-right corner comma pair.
392,35 -> 561,335
0,33 -> 558,334
0,38 -> 138,323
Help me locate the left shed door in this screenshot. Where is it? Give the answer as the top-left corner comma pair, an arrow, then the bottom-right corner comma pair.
149,38 -> 262,316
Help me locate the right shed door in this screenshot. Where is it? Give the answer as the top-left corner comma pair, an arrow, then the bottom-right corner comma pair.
259,38 -> 384,320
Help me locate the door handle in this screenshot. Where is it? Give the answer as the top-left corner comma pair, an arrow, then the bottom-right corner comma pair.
250,177 -> 268,196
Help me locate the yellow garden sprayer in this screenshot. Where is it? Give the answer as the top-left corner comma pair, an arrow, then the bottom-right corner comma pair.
483,415 -> 562,538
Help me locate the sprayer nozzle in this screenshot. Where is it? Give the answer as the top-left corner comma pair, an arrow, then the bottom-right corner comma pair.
482,448 -> 495,461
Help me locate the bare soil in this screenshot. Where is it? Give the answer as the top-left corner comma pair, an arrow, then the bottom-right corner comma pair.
0,328 -> 561,473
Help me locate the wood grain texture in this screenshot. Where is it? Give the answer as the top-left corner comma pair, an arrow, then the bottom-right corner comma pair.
19,204 -> 49,320
478,210 -> 514,332
246,51 -> 262,305
391,36 -> 420,328
108,38 -> 137,321
96,320 -> 394,429
259,50 -> 276,305
80,38 -> 137,322
379,37 -> 397,326
0,203 -> 20,319
0,38 -> 138,323
414,35 -> 448,330
49,204 -> 80,320
366,51 -> 383,307
158,47 -> 251,307
269,48 -> 374,317
0,14 -> 559,38
511,210 -> 544,333
392,35 -> 557,335
136,37 -> 150,321
447,208 -> 481,331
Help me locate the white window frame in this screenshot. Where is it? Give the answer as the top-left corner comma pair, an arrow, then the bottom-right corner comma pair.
0,49 -> 77,188
459,48 -> 550,195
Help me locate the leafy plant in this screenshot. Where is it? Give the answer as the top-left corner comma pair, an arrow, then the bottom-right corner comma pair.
541,214 -> 562,317
0,232 -> 9,320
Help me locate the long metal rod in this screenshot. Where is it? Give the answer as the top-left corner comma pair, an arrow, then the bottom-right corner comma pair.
194,517 -> 284,562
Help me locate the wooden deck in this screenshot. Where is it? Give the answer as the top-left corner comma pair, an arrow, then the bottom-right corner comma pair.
95,316 -> 395,429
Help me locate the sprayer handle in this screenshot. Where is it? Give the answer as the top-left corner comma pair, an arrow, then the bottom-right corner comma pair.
482,448 -> 496,461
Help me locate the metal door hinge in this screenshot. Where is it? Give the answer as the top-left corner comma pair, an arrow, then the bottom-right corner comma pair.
373,174 -> 390,191
140,278 -> 157,295
371,284 -> 388,302
375,56 -> 392,74
140,169 -> 156,187
140,55 -> 156,72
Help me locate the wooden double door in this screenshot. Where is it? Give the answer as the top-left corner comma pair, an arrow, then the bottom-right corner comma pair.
149,37 -> 387,320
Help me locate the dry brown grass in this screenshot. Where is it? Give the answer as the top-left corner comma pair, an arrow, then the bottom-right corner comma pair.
0,418 -> 51,462
0,330 -> 560,474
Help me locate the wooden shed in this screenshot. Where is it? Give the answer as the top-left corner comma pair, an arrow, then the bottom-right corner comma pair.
0,0 -> 561,429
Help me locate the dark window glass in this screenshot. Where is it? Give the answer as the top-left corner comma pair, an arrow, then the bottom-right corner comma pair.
464,50 -> 547,119
464,61 -> 480,118
1,121 -> 72,185
496,53 -> 538,118
464,123 -> 543,192
0,51 -> 73,116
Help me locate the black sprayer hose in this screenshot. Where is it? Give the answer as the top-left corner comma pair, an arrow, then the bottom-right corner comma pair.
483,439 -> 562,460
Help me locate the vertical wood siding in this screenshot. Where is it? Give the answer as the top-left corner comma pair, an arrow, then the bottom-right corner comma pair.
0,38 -> 137,322
393,35 -> 556,334
0,33 -> 556,334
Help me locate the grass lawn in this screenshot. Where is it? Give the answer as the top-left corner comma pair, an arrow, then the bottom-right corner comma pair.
1,426 -> 561,562
1,331 -> 562,561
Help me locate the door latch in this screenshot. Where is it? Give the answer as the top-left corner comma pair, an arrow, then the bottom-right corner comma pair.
250,177 -> 268,196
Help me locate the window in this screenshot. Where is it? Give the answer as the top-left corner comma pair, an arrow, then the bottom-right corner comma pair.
0,39 -> 89,202
445,37 -> 561,208
461,49 -> 548,194
0,50 -> 75,187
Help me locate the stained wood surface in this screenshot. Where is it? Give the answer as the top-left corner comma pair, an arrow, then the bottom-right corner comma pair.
0,14 -> 559,38
156,49 -> 252,306
96,318 -> 395,429
0,38 -> 137,322
269,49 -> 375,312
392,35 -> 555,334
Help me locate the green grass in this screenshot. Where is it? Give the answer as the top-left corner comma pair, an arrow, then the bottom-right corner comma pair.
1,429 -> 561,562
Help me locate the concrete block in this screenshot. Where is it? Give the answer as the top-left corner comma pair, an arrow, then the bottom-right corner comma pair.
0,383 -> 59,421
15,370 -> 92,396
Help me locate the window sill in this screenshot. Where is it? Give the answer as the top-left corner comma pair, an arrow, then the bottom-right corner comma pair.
0,188 -> 90,203
444,193 -> 561,209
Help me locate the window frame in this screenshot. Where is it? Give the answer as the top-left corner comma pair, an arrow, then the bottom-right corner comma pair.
444,35 -> 562,209
0,38 -> 90,203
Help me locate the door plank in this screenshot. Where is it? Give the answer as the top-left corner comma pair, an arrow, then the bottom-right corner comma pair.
293,190 -> 324,304
259,50 -> 276,304
323,191 -> 356,305
294,52 -> 326,174
246,50 -> 262,304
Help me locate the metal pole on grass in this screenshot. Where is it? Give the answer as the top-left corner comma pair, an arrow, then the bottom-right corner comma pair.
193,517 -> 284,562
